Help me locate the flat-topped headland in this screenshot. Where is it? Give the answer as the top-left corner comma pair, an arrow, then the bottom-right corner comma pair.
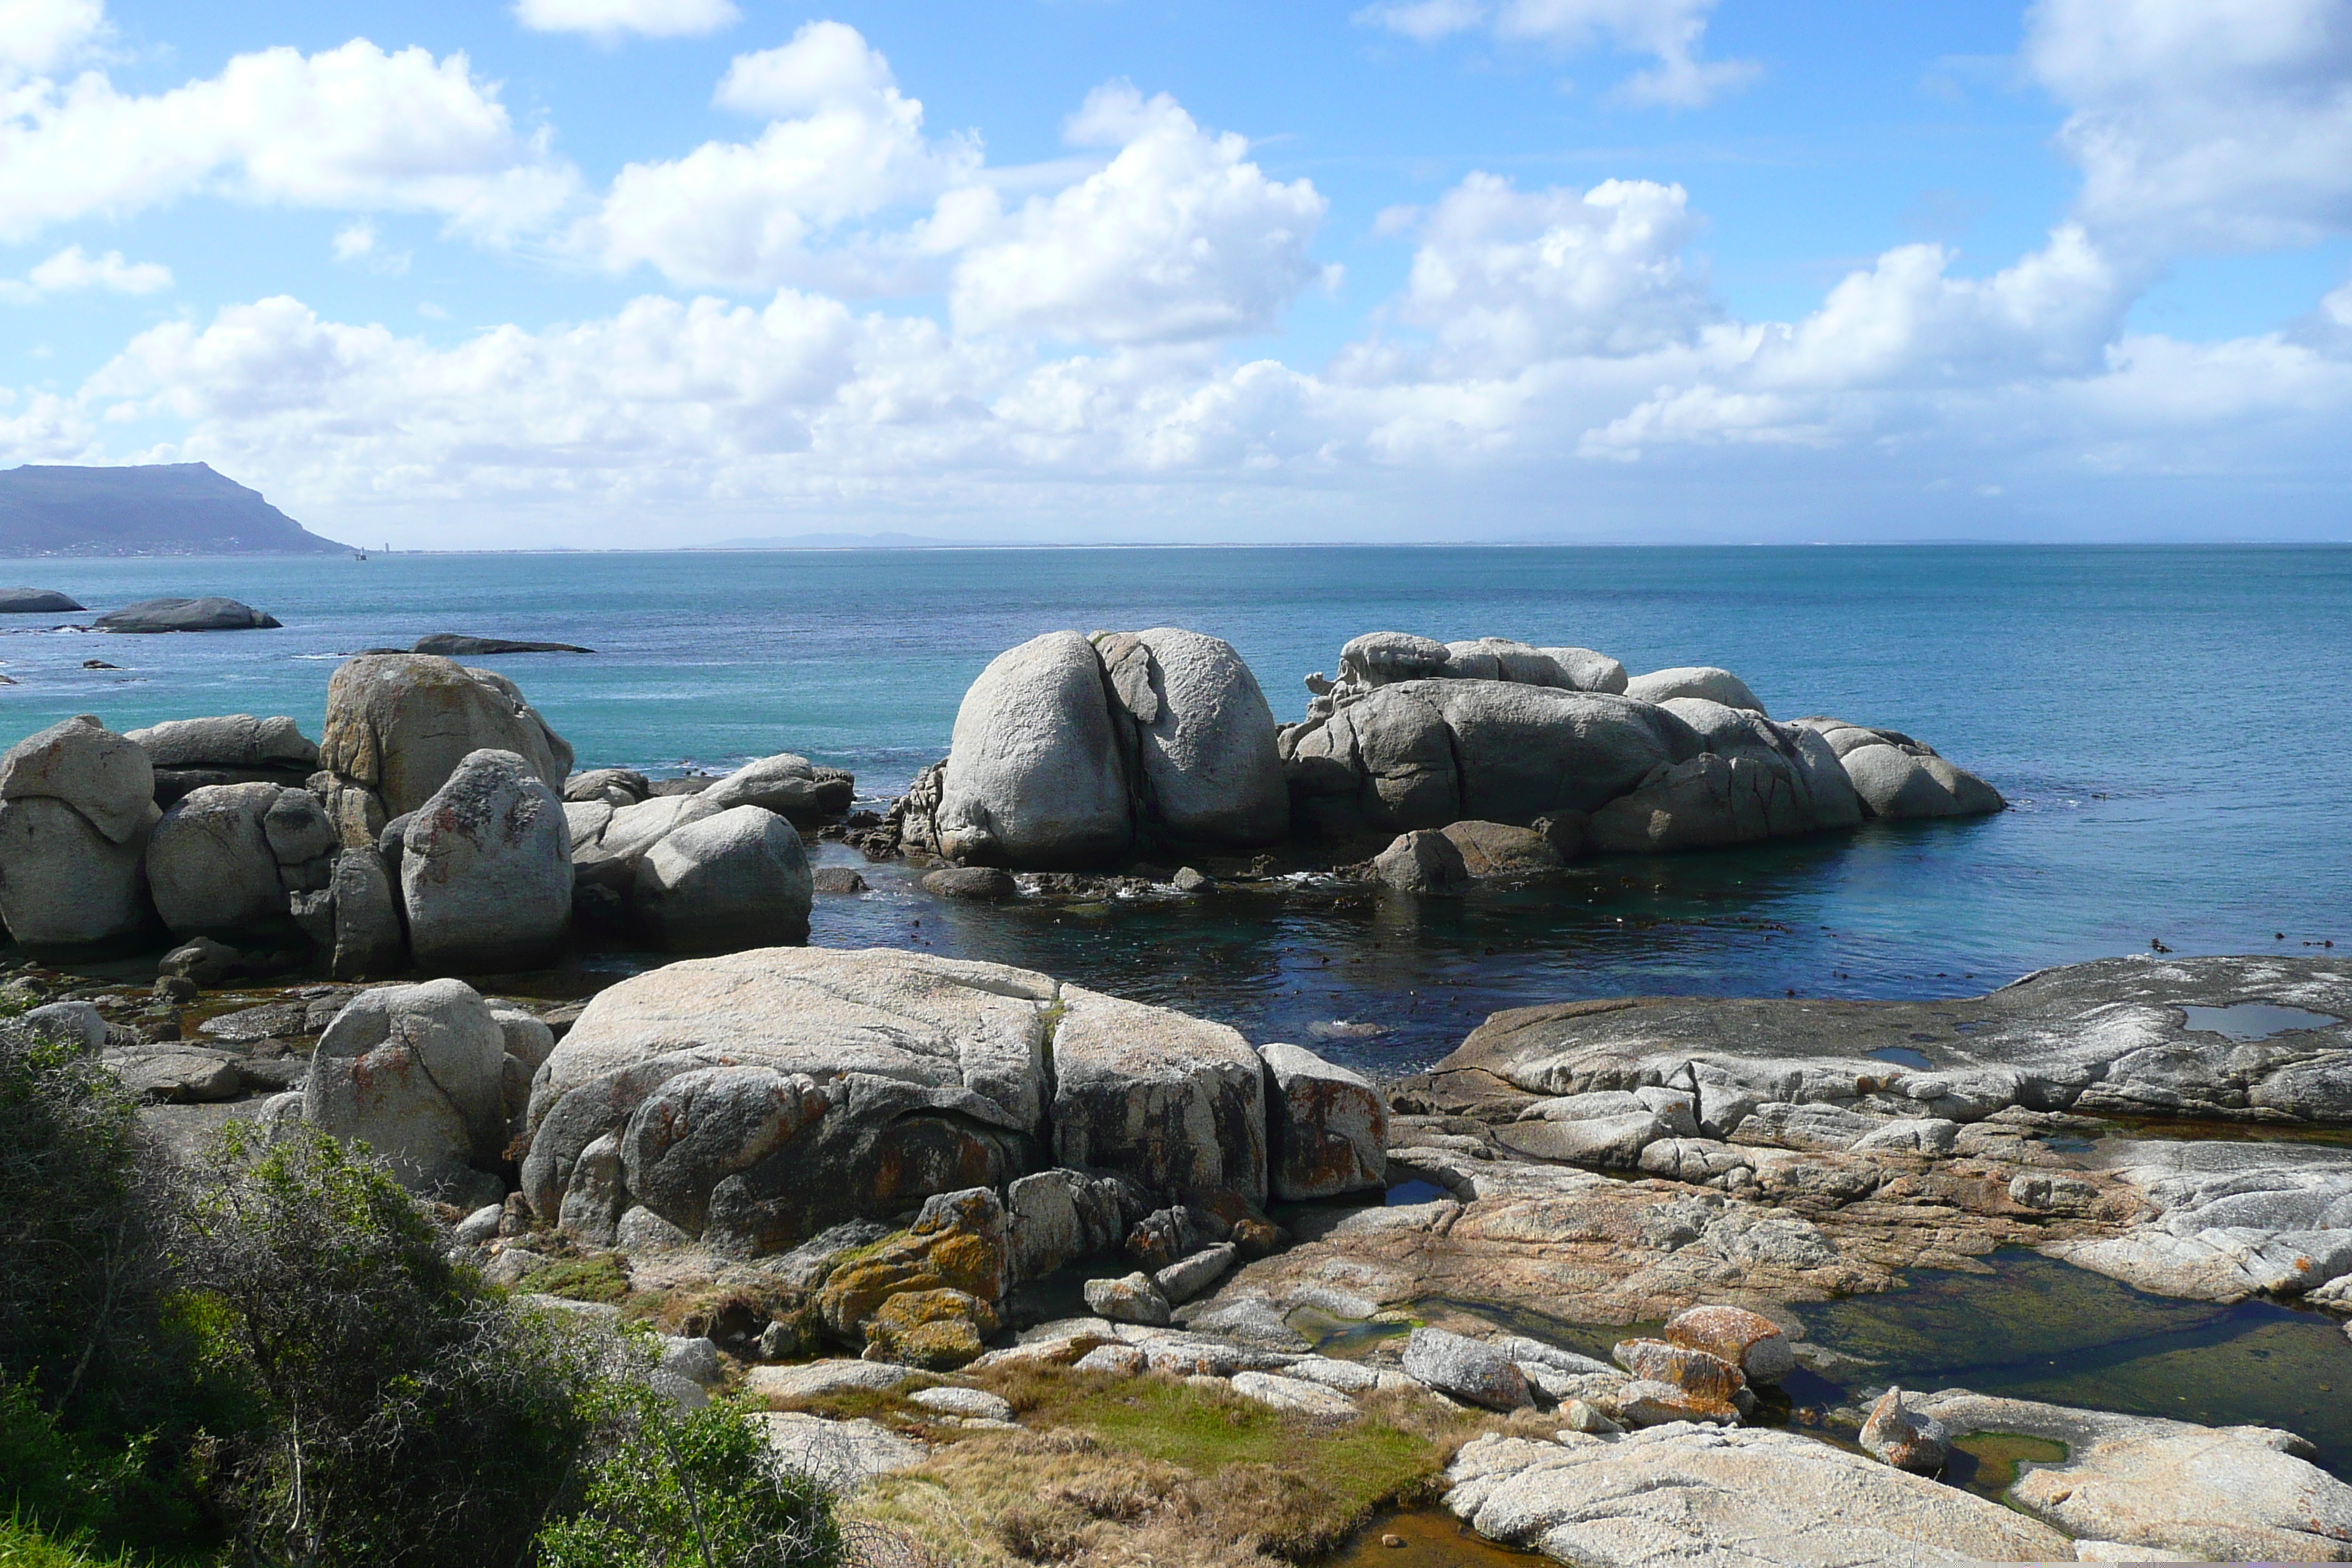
4,626 -> 2349,1565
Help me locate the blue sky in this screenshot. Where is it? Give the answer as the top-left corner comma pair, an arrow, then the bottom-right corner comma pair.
3,0 -> 2349,546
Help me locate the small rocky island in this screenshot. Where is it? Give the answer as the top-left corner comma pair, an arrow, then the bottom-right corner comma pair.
2,630 -> 2345,1566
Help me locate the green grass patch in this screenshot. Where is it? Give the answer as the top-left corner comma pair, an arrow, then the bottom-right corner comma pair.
0,1513 -> 141,1567
514,1253 -> 630,1305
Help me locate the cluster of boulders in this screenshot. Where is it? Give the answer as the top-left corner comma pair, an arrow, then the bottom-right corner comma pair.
895,627 -> 1289,869
0,653 -> 851,971
890,626 -> 2002,877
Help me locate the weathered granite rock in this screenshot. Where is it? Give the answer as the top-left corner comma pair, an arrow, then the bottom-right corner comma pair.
402,749 -> 570,973
325,845 -> 404,978
320,654 -> 573,818
1369,828 -> 1471,894
1153,1243 -> 1236,1305
304,979 -> 508,1191
94,596 -> 279,633
859,1286 -> 997,1370
1411,956 -> 2352,1132
412,634 -> 593,657
565,768 -> 650,806
1230,1369 -> 1357,1418
522,948 -> 1055,1252
743,1359 -> 918,1402
127,714 -> 318,778
1443,1426 -> 2071,1566
910,1385 -> 1014,1422
701,753 -> 853,822
1610,1338 -> 1744,1418
1860,1386 -> 1948,1473
1915,1388 -> 2352,1561
921,866 -> 1017,902
0,716 -> 157,950
1006,1167 -> 1137,1282
1052,984 -> 1267,1205
145,783 -> 288,935
1260,1041 -> 1386,1201
2044,1137 -> 2352,1301
630,804 -> 812,951
1403,1327 -> 1531,1411
815,1188 -> 1011,1340
1083,1271 -> 1172,1326
1624,665 -> 1765,712
1283,679 -> 1699,839
0,587 -> 82,613
106,1046 -> 243,1103
1661,1304 -> 1795,1384
934,631 -> 1132,869
1793,717 -> 2003,819
1588,715 -> 1861,853
1110,627 -> 1288,852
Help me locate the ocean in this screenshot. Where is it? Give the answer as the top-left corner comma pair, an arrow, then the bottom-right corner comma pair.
4,543 -> 2346,1077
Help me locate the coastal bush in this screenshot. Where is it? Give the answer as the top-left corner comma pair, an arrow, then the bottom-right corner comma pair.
0,1021 -> 211,1552
172,1121 -> 597,1567
535,1393 -> 842,1568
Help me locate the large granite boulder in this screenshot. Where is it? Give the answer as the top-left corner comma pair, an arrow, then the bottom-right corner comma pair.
1052,985 -> 1267,1205
126,714 -> 320,804
93,596 -> 279,633
1099,627 -> 1287,852
400,749 -> 570,973
1284,680 -> 1700,838
320,654 -> 573,819
1793,717 -> 2003,819
1324,633 -> 1627,698
323,845 -> 405,979
933,630 -> 1132,868
304,979 -> 510,1193
630,804 -> 812,951
1586,702 -> 1861,853
1260,1041 -> 1387,1201
0,587 -> 82,613
144,783 -> 287,935
0,715 -> 158,951
520,948 -> 1058,1252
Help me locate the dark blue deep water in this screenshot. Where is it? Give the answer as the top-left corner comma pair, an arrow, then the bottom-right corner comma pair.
6,544 -> 2345,1074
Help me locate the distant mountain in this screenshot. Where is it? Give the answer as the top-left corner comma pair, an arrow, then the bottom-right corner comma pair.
0,463 -> 352,556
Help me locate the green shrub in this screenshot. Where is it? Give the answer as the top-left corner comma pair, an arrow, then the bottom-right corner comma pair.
0,1021 -> 214,1555
173,1122 -> 598,1568
535,1395 -> 842,1568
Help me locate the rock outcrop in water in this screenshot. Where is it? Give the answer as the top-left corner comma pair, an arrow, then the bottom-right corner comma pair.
93,595 -> 282,633
898,627 -> 1288,869
892,626 -> 1999,874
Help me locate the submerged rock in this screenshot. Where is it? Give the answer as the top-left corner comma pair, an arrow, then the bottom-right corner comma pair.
412,634 -> 595,656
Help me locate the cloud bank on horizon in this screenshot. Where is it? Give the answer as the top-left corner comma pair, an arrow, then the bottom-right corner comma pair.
1,0 -> 2349,546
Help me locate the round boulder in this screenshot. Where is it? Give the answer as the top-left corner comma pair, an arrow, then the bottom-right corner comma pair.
630,804 -> 812,952
1123,627 -> 1288,852
401,748 -> 571,973
304,978 -> 508,1192
934,630 -> 1131,869
146,782 -> 287,936
1624,666 -> 1766,714
320,654 -> 573,818
0,716 -> 158,951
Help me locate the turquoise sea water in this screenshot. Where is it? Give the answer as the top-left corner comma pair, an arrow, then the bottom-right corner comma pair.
4,544 -> 2346,1075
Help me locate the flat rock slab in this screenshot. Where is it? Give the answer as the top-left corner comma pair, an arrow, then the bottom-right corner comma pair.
1915,1388 -> 2352,1561
1416,955 -> 2352,1127
106,1047 -> 242,1102
742,1359 -> 919,1402
1444,1425 -> 2072,1566
754,1412 -> 927,1490
2045,1137 -> 2352,1302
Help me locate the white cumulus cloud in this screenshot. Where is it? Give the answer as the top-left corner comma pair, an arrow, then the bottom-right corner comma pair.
0,0 -> 102,80
514,0 -> 738,42
583,21 -> 979,292
1356,0 -> 1758,108
1395,173 -> 1715,374
0,242 -> 170,303
2027,0 -> 2352,252
949,83 -> 1330,345
0,38 -> 578,244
